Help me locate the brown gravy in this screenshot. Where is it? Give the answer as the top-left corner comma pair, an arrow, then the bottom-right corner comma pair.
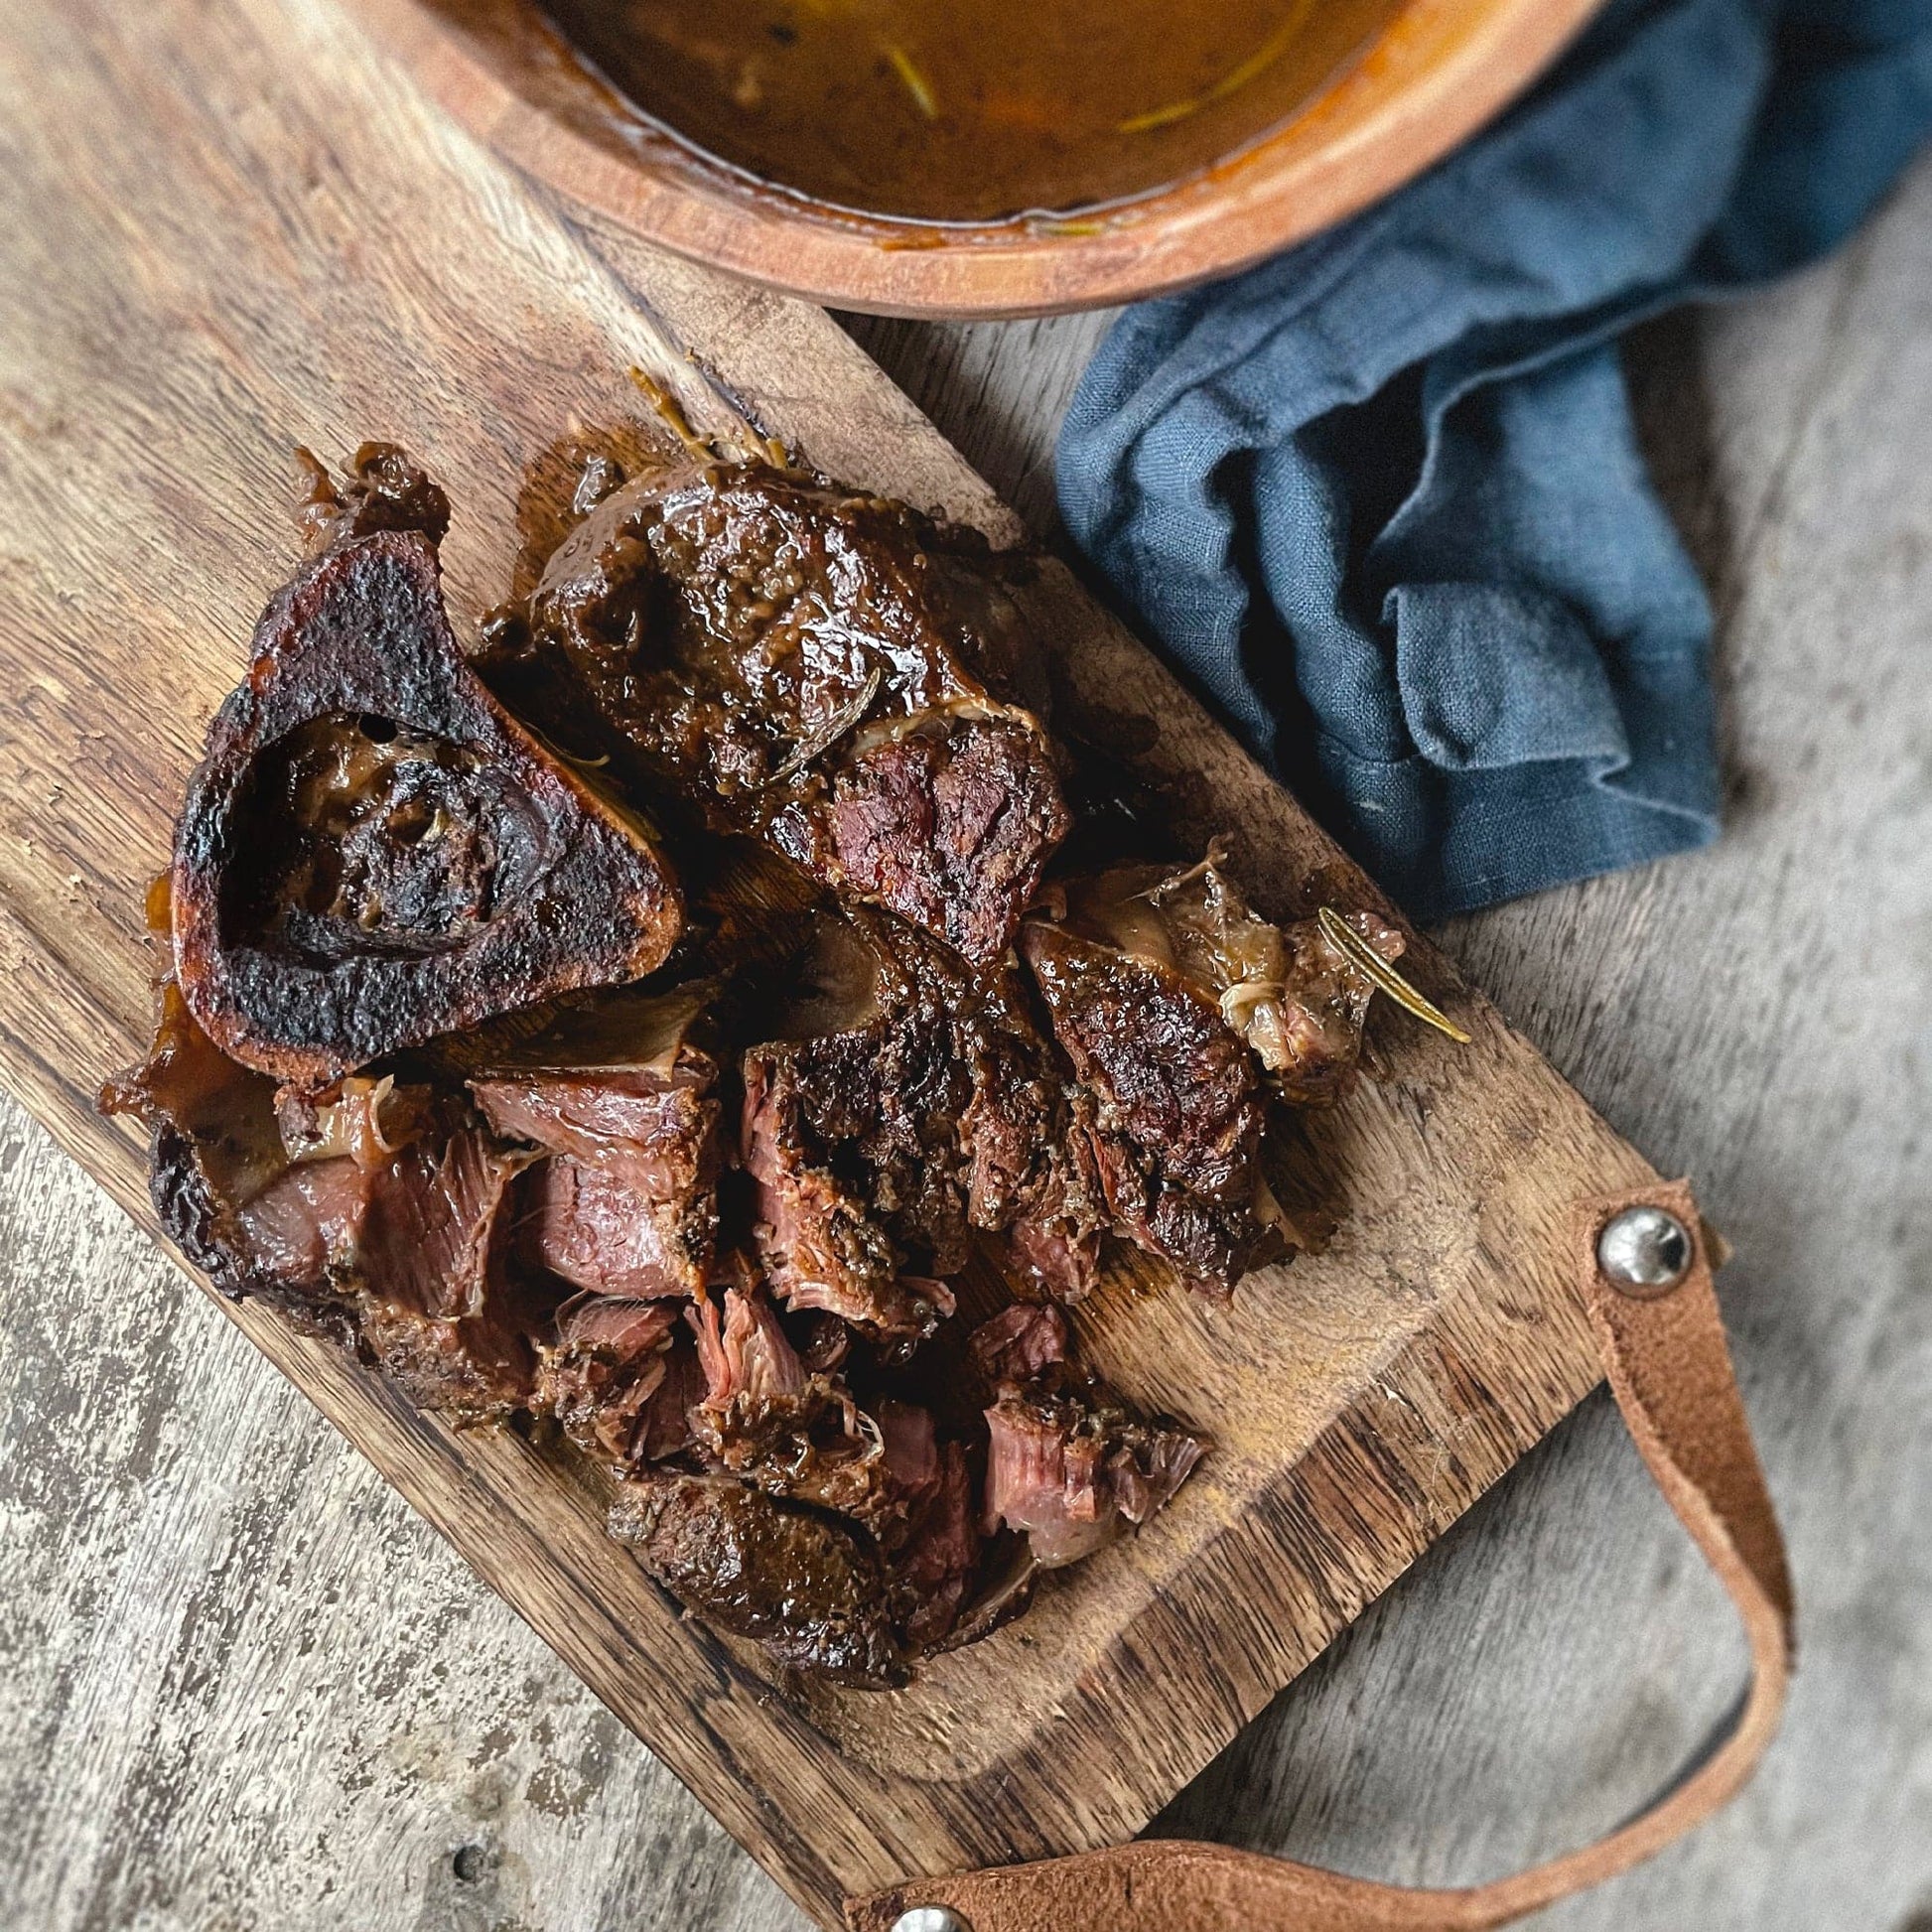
543,0 -> 1406,223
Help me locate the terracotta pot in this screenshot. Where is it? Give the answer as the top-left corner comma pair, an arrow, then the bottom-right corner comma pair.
343,0 -> 1605,319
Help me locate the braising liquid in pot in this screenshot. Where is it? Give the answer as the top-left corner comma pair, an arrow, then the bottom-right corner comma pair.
543,0 -> 1406,222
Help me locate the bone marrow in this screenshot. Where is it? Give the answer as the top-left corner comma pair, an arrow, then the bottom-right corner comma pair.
171,446 -> 682,1088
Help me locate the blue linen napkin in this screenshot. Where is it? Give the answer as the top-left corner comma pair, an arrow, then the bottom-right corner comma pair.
1057,0 -> 1932,920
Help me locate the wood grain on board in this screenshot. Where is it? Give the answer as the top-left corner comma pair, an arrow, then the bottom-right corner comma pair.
0,1 -> 1656,1924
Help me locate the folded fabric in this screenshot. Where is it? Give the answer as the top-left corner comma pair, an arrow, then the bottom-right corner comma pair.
1057,0 -> 1932,920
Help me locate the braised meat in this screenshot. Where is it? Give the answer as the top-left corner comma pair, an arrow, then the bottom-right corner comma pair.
743,910 -> 1107,1320
171,445 -> 681,1089
687,1278 -> 946,1547
536,1296 -> 696,1468
103,977 -> 549,1422
740,915 -> 967,1347
493,458 -> 1070,963
101,978 -> 317,1309
890,1442 -> 980,1649
1019,917 -> 1278,1295
470,987 -> 723,1301
983,1360 -> 1209,1569
1054,851 -> 1406,1105
967,1302 -> 1071,1386
608,1471 -> 906,1687
102,444 -> 1449,1687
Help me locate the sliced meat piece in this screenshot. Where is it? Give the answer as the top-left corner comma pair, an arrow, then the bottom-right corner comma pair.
1021,920 -> 1262,1203
471,986 -> 724,1299
1020,916 -> 1277,1295
890,1442 -> 980,1650
608,1471 -> 906,1688
518,1156 -> 711,1300
742,1039 -> 957,1353
983,1363 -> 1209,1569
101,980 -> 549,1422
171,445 -> 680,1088
234,1159 -> 375,1293
957,968 -> 1109,1304
797,711 -> 1072,963
355,1127 -> 530,1321
536,1296 -> 690,1469
742,906 -> 1102,1321
967,1304 -> 1070,1386
347,1126 -> 545,1424
1082,1123 -> 1257,1298
497,458 -> 1068,962
474,1074 -> 716,1197
1058,851 -> 1406,1107
691,1280 -> 809,1416
466,982 -> 719,1175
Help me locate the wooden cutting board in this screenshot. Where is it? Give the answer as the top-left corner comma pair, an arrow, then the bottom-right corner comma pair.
0,1 -> 1654,1925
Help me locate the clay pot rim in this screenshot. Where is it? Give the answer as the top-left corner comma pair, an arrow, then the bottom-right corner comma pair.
343,0 -> 1605,320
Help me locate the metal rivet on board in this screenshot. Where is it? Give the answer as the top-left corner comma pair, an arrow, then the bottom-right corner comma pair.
1596,1204 -> 1694,1295
891,1909 -> 970,1932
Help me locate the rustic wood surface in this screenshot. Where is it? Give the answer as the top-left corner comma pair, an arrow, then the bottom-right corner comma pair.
0,8 -> 1924,1932
0,0 -> 1688,1922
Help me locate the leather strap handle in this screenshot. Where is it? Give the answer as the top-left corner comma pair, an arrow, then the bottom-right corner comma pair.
850,1179 -> 1794,1932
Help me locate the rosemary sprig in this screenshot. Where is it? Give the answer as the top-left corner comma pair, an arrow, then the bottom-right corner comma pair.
768,667 -> 882,785
1318,905 -> 1472,1044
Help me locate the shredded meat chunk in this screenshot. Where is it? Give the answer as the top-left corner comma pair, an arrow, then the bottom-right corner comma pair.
468,984 -> 723,1300
743,910 -> 1107,1322
536,1297 -> 693,1469
608,1472 -> 906,1688
983,1361 -> 1209,1569
486,459 -> 1069,963
103,984 -> 549,1421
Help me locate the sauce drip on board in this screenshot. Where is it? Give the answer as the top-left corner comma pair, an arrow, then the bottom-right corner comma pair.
542,0 -> 1407,222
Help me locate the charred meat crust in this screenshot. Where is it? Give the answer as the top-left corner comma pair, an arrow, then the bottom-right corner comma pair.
1018,918 -> 1275,1294
608,1472 -> 907,1688
499,458 -> 1070,963
173,460 -> 681,1089
1019,921 -> 1263,1204
742,909 -> 1108,1319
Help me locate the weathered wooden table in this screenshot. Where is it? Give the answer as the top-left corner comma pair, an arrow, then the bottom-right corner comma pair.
2,95 -> 1927,1932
